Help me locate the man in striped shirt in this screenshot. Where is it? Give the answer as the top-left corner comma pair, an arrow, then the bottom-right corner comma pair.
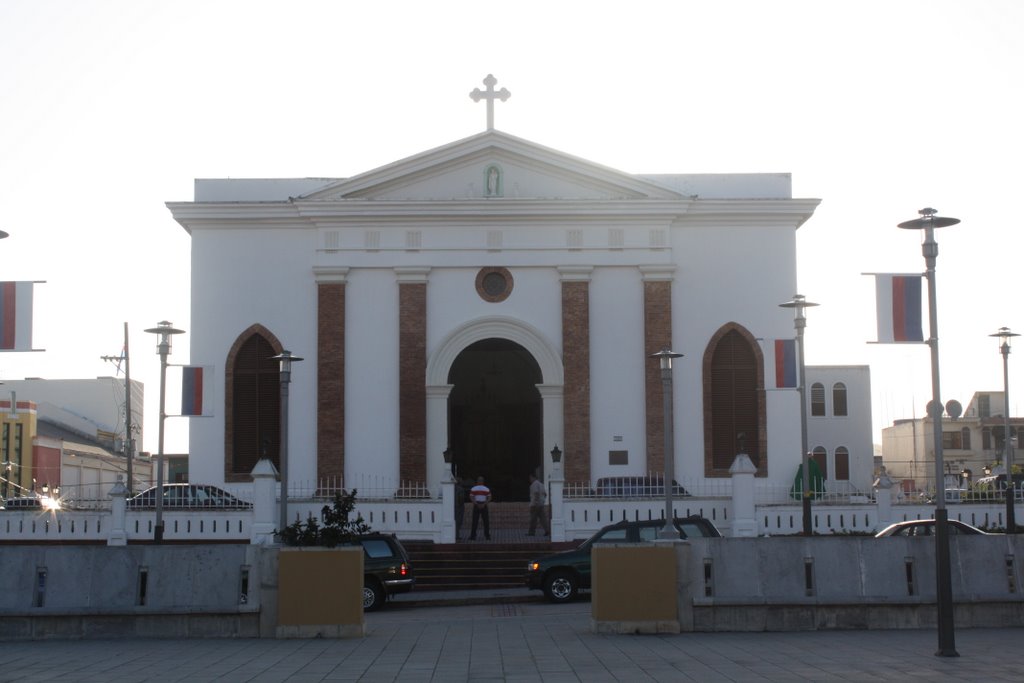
468,476 -> 492,541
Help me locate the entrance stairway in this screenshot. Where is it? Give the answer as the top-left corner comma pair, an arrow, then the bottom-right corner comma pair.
401,503 -> 577,590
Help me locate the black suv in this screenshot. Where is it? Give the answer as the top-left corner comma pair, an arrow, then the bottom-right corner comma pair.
524,516 -> 721,603
349,533 -> 415,611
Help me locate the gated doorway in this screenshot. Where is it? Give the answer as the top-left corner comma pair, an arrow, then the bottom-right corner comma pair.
447,338 -> 542,502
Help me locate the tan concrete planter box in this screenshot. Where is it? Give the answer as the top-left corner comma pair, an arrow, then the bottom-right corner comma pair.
277,546 -> 364,638
592,543 -> 679,634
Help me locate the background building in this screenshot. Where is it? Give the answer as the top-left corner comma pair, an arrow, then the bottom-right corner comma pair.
0,398 -> 36,499
881,390 -> 1021,494
806,365 -> 874,495
0,377 -> 151,503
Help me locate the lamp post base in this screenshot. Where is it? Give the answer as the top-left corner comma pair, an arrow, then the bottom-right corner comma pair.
154,523 -> 164,544
1007,493 -> 1016,534
802,497 -> 813,536
933,508 -> 958,657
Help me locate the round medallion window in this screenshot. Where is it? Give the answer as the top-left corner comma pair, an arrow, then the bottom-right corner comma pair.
475,267 -> 513,303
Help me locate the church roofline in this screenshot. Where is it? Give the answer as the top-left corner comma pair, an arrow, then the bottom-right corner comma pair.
297,129 -> 687,201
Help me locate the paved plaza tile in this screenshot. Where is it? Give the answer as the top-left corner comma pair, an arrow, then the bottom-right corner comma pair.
0,600 -> 1021,682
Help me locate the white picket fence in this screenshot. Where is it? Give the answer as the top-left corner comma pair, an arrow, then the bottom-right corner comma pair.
1,487 -> 1019,544
0,509 -> 253,543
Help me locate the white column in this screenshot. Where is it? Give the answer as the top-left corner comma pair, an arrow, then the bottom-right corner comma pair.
873,466 -> 895,531
549,459 -> 565,542
107,476 -> 128,546
729,453 -> 758,537
537,384 -> 565,474
538,384 -> 565,540
250,459 -> 279,545
440,477 -> 455,544
426,384 -> 454,497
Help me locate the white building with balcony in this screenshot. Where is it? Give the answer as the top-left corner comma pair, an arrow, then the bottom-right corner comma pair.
881,390 -> 1022,493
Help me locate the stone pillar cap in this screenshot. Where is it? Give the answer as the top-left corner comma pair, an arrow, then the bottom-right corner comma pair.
251,458 -> 280,478
729,453 -> 758,475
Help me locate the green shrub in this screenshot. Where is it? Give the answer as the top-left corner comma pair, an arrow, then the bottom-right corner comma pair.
278,489 -> 371,547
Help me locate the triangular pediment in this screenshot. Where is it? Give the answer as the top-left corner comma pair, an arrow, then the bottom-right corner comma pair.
299,130 -> 683,202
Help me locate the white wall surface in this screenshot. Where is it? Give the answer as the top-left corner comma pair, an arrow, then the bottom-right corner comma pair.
589,267 -> 647,478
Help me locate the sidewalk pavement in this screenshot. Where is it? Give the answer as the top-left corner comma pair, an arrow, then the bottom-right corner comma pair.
1,589 -> 1022,682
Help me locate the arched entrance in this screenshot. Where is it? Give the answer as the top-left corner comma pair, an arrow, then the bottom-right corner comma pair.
447,338 -> 542,502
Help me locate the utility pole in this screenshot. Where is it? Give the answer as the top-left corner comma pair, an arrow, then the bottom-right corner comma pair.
102,323 -> 135,493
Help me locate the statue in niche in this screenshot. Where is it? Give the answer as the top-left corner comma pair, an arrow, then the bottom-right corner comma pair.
486,166 -> 501,196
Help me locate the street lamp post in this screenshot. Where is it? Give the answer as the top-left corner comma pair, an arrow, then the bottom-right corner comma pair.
650,348 -> 683,540
144,321 -> 184,543
779,294 -> 819,536
897,207 -> 960,657
990,327 -> 1019,533
271,351 -> 303,538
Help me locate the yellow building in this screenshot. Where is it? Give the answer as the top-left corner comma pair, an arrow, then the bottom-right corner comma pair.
0,398 -> 37,500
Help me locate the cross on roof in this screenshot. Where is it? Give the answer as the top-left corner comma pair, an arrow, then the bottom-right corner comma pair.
470,74 -> 510,131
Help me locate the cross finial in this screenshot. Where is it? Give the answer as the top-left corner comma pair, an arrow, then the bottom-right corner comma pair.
470,74 -> 510,131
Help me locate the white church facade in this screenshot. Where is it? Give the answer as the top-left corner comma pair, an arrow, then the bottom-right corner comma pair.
168,127 -> 821,504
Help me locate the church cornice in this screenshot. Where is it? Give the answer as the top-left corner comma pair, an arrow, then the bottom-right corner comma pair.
294,199 -> 694,220
168,197 -> 819,233
684,198 -> 822,229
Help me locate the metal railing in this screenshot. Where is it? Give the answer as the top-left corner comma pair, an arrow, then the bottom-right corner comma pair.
287,475 -> 434,501
563,473 -> 732,499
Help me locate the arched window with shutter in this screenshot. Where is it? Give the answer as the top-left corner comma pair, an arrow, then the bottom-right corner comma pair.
835,446 -> 850,480
810,383 -> 826,417
703,323 -> 766,477
832,382 -> 848,416
224,324 -> 284,482
812,446 -> 828,480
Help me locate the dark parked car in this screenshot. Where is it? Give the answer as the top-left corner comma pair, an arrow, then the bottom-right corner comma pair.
874,519 -> 990,537
127,484 -> 252,509
348,533 -> 415,611
594,476 -> 689,498
525,516 -> 721,603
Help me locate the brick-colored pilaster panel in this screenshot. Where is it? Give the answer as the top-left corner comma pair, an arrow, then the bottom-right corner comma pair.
644,281 -> 672,475
562,281 -> 591,484
399,283 -> 427,484
317,283 -> 345,484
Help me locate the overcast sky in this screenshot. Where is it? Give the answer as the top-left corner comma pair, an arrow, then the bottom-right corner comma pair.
1,0 -> 1022,454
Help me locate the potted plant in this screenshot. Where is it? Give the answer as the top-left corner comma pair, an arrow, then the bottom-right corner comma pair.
275,490 -> 370,637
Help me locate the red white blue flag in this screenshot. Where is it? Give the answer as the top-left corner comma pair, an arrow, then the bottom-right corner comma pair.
0,282 -> 34,351
873,274 -> 924,343
774,339 -> 798,388
180,366 -> 213,417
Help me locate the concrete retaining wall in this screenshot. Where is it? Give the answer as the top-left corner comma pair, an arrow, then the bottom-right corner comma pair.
679,535 -> 1024,631
6,535 -> 1024,639
0,545 -> 273,640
